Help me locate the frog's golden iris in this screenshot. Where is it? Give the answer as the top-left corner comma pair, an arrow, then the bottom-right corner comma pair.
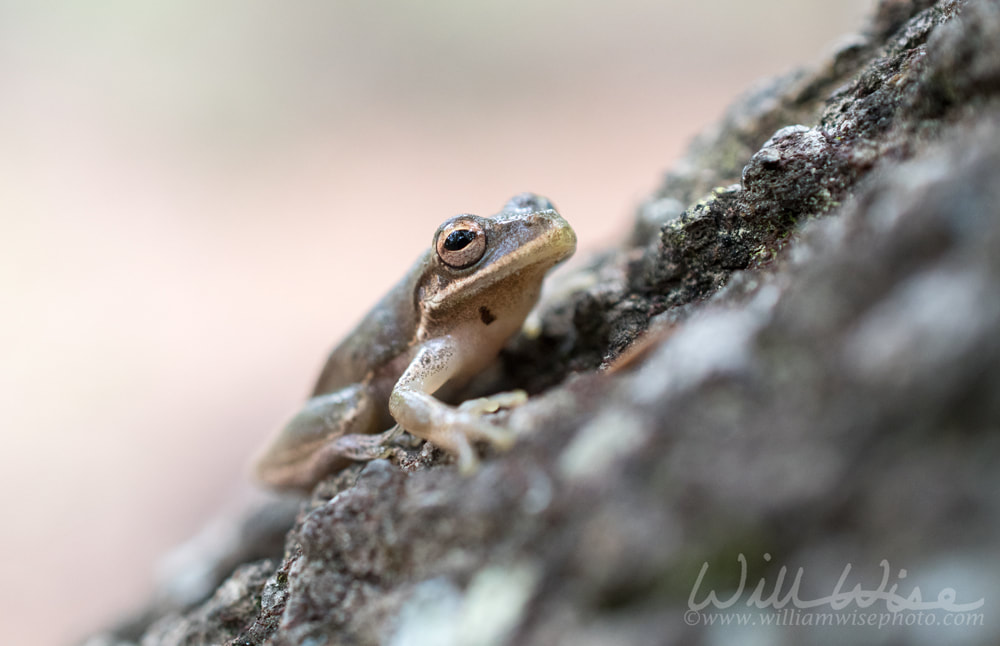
435,216 -> 487,269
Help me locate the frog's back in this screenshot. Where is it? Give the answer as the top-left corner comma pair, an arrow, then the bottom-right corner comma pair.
310,255 -> 425,396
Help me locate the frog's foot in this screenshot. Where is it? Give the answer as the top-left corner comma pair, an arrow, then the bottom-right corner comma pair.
329,425 -> 407,462
390,362 -> 524,474
457,389 -> 528,415
411,411 -> 518,475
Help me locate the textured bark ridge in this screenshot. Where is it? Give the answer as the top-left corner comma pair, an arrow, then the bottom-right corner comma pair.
86,1 -> 1000,644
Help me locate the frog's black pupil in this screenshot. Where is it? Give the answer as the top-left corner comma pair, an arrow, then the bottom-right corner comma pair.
444,229 -> 476,251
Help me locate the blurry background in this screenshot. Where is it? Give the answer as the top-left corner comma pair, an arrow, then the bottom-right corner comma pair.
0,1 -> 869,643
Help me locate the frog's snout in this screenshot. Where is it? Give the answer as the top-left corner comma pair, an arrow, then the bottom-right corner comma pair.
535,211 -> 577,264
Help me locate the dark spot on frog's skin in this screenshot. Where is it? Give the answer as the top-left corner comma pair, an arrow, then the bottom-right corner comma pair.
479,306 -> 496,325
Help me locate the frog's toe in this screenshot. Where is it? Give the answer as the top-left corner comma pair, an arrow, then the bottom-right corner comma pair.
414,417 -> 516,472
445,422 -> 512,474
457,390 -> 528,415
455,438 -> 479,475
461,419 -> 517,450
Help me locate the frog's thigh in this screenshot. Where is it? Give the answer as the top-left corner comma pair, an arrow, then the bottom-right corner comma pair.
254,383 -> 380,490
389,338 -> 515,471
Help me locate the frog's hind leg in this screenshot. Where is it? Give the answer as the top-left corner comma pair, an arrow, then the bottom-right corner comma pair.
253,383 -> 393,491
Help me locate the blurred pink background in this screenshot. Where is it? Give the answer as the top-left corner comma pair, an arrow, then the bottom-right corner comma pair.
0,2 -> 869,644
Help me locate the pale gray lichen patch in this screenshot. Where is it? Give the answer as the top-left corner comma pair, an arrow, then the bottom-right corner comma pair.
632,308 -> 762,404
389,563 -> 540,646
558,408 -> 649,482
387,579 -> 463,646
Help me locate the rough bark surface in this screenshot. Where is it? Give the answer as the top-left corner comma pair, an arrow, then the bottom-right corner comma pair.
85,1 -> 1000,644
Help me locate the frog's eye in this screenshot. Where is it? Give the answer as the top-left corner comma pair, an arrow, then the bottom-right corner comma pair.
437,218 -> 487,268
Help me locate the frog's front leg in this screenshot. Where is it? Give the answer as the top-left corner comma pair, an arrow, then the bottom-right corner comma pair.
389,337 -> 518,473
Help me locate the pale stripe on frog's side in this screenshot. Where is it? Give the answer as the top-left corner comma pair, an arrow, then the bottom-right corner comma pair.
253,194 -> 576,490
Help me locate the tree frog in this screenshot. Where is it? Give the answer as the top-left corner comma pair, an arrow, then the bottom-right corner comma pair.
254,194 -> 576,490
